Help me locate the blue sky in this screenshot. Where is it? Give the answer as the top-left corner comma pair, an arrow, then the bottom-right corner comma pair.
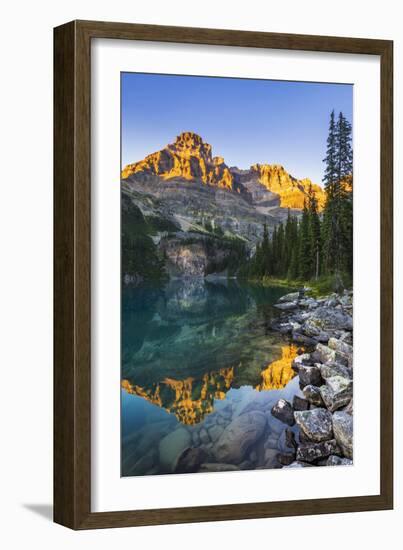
121,72 -> 352,185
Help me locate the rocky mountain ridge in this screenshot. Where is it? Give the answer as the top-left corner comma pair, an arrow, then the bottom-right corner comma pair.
122,131 -> 325,210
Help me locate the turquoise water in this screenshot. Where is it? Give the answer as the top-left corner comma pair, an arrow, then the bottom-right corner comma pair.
121,279 -> 301,476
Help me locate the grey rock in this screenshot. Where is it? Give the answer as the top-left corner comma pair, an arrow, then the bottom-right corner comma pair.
328,337 -> 353,356
239,460 -> 253,470
285,428 -> 298,450
320,375 -> 353,412
126,448 -> 157,476
278,291 -> 301,303
274,301 -> 299,311
192,430 -> 200,447
159,428 -> 192,472
303,384 -> 325,407
292,353 -> 313,371
292,332 -> 318,346
208,423 -> 225,443
175,447 -> 208,473
199,428 -> 210,445
296,439 -> 340,463
343,398 -> 354,415
213,411 -> 266,464
327,455 -> 353,466
298,366 -> 323,388
263,448 -> 281,468
271,399 -> 295,426
332,411 -> 353,458
308,306 -> 353,331
294,408 -> 334,442
315,343 -> 348,366
320,363 -> 353,380
293,395 -> 310,411
277,452 -> 296,466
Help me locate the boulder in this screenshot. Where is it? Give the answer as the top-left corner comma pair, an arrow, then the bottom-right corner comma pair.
278,291 -> 301,303
271,399 -> 295,426
296,439 -> 340,463
292,332 -> 318,346
159,428 -> 192,472
303,384 -> 325,407
199,428 -> 210,445
320,375 -> 353,412
328,337 -> 353,368
263,448 -> 281,468
298,366 -> 323,387
292,353 -> 313,373
308,306 -> 353,332
277,451 -> 296,466
343,398 -> 354,415
319,363 -> 353,380
207,423 -> 225,443
294,408 -> 333,442
315,343 -> 348,366
293,395 -> 310,411
174,447 -> 208,473
327,455 -> 353,466
274,301 -> 299,311
332,411 -> 353,458
213,410 -> 266,464
328,337 -> 353,357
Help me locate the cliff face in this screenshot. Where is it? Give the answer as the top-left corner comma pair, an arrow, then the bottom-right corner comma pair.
122,132 -> 325,209
122,131 -> 234,190
250,164 -> 325,210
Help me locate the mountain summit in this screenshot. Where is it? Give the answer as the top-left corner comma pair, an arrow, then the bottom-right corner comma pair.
122,131 -> 233,189
122,132 -> 325,210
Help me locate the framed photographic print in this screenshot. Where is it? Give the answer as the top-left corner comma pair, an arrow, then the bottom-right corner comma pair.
54,20 -> 393,529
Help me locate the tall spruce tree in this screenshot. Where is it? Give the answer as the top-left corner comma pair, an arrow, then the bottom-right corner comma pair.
298,200 -> 311,280
307,184 -> 321,279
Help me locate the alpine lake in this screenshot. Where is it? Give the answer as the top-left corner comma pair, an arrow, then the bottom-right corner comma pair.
121,278 -> 305,476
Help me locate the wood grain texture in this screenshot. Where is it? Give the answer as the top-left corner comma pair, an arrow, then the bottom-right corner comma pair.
54,20 -> 393,530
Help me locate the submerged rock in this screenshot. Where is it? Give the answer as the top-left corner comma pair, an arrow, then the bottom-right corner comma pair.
213,410 -> 266,464
175,447 -> 208,473
271,399 -> 295,426
277,451 -> 296,466
294,408 -> 333,442
199,463 -> 240,472
159,427 -> 192,472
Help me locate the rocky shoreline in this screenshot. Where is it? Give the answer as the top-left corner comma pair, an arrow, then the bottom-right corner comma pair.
122,288 -> 353,476
270,288 -> 353,467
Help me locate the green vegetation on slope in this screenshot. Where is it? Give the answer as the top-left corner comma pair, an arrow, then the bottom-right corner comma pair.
121,193 -> 169,282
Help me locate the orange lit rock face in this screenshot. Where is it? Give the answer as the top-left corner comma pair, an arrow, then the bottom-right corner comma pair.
122,131 -> 234,190
122,345 -> 298,425
122,367 -> 234,425
251,164 -> 326,211
122,132 -> 325,210
255,344 -> 299,391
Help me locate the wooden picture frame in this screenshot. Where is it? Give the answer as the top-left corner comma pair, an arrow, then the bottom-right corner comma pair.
54,20 -> 393,529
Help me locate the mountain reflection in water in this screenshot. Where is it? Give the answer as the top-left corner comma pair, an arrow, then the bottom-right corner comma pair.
122,344 -> 298,425
121,278 -> 302,476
